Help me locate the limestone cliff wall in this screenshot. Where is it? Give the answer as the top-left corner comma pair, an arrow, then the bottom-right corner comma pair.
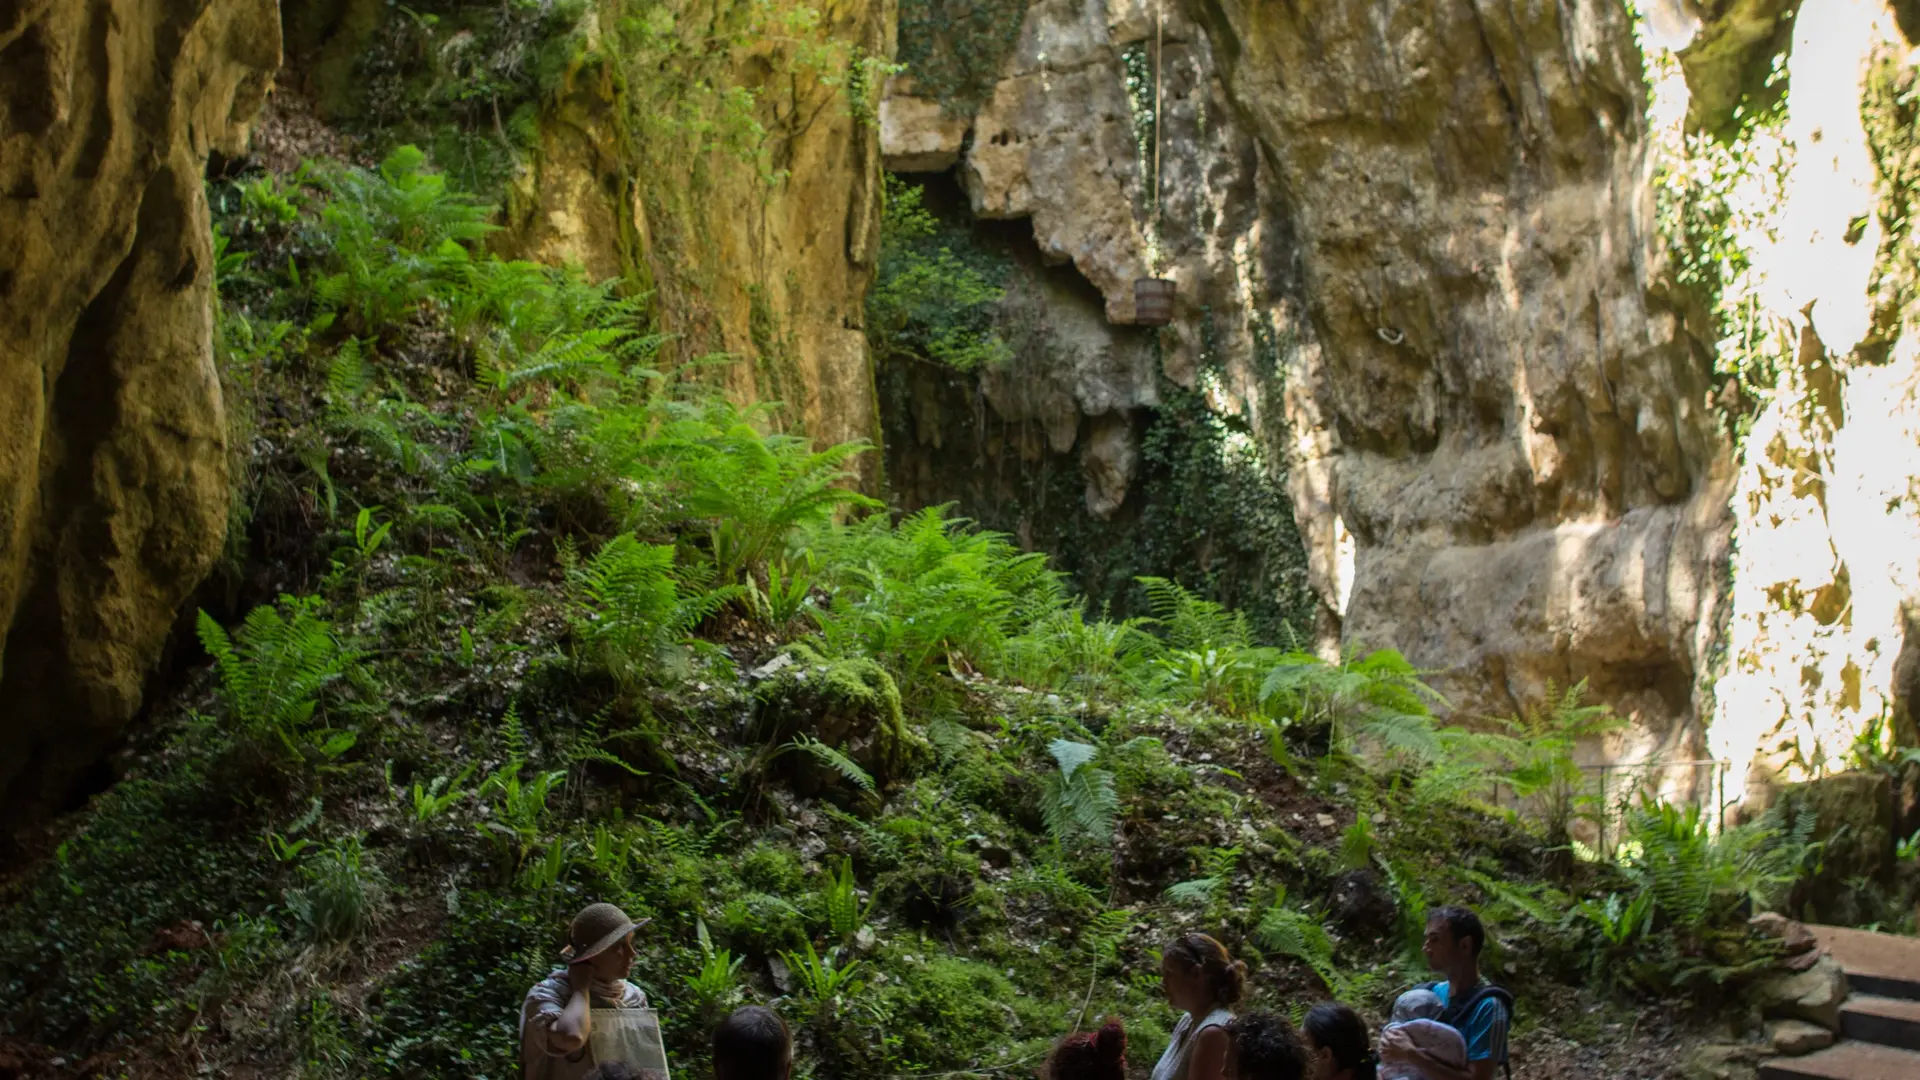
500,0 -> 894,480
1189,0 -> 1735,770
892,0 -> 1734,769
0,0 -> 279,816
1709,3 -> 1920,801
879,0 -> 1312,533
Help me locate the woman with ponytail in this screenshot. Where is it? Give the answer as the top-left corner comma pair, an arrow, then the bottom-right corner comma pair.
1049,1019 -> 1128,1080
1150,933 -> 1248,1080
1302,1004 -> 1378,1080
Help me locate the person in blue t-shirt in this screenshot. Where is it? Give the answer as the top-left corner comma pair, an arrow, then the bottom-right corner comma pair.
1380,906 -> 1510,1080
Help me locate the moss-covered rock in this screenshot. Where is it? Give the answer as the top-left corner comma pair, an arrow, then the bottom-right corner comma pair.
1774,770 -> 1895,924
751,645 -> 931,797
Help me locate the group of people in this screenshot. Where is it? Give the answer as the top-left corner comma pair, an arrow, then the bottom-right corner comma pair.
519,902 -> 1512,1080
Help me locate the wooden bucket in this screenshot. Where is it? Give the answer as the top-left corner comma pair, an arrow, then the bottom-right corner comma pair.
1133,277 -> 1176,326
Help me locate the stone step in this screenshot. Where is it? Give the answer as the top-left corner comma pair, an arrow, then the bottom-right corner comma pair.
1842,995 -> 1920,1054
1757,1041 -> 1920,1080
1809,925 -> 1920,1001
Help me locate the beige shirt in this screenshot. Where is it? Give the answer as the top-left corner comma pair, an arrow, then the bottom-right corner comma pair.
520,971 -> 648,1080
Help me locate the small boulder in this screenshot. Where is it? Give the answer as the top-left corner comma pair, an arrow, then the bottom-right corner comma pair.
1764,1019 -> 1834,1057
1749,912 -> 1817,954
750,644 -> 930,797
1752,953 -> 1849,1031
1326,868 -> 1398,940
1683,1043 -> 1760,1080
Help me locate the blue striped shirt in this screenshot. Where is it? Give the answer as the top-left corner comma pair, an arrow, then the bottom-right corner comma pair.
1433,981 -> 1509,1065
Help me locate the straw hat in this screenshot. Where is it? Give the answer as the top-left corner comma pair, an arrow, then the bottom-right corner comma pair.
561,902 -> 648,963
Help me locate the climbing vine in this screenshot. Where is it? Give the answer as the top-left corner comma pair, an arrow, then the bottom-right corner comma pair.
1638,19 -> 1794,438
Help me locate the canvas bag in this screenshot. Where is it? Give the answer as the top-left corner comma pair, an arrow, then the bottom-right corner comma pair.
589,1008 -> 671,1079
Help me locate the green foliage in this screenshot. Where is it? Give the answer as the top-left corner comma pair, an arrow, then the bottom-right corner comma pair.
567,536 -> 737,691
284,833 -> 388,946
780,940 -> 866,1004
819,856 -> 874,938
1256,893 -> 1382,1005
1041,739 -> 1119,853
869,175 -> 1011,372
810,507 -> 1065,693
1620,801 -> 1816,933
745,559 -> 818,627
685,920 -> 746,1014
312,145 -> 496,332
411,765 -> 479,822
1472,680 -> 1625,851
786,735 -> 878,793
668,418 -> 880,583
476,762 -> 568,871
1006,606 -> 1155,698
1259,646 -> 1444,765
196,597 -> 361,763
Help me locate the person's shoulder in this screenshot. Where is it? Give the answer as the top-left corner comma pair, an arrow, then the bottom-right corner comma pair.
1470,995 -> 1509,1025
526,971 -> 571,1004
619,981 -> 649,1008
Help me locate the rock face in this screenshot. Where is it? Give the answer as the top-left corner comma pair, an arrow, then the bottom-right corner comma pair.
1709,6 -> 1920,802
0,0 -> 279,817
1190,0 -> 1733,761
500,0 -> 893,486
881,0 -> 1313,540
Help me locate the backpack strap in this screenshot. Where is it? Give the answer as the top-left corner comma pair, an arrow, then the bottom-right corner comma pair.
1439,983 -> 1515,1066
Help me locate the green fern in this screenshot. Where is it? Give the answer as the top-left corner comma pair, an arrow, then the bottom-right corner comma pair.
1041,739 -> 1119,852
782,735 -> 877,793
1138,576 -> 1251,651
567,536 -> 740,691
196,597 -> 358,753
1081,907 -> 1133,964
818,856 -> 874,938
1258,646 -> 1444,764
1166,846 -> 1242,906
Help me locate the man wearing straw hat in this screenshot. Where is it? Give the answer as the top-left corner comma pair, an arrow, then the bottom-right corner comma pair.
521,902 -> 653,1080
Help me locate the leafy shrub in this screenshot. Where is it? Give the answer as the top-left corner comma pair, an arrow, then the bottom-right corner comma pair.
1004,605 -> 1154,698
868,175 -> 1011,372
311,145 -> 495,331
567,536 -> 736,690
1258,645 -> 1444,765
660,409 -> 880,583
810,507 -> 1064,692
1620,801 -> 1816,933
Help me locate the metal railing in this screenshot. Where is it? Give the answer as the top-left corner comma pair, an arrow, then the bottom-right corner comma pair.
1487,757 -> 1735,858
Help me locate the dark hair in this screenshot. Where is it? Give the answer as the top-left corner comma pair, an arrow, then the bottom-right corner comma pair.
1227,1012 -> 1308,1080
1426,905 -> 1487,957
1164,932 -> 1248,1006
1303,1004 -> 1377,1080
582,1065 -> 641,1080
713,1006 -> 792,1080
1048,1018 -> 1128,1080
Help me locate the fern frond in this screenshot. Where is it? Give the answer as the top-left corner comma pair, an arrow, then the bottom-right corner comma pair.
787,735 -> 876,792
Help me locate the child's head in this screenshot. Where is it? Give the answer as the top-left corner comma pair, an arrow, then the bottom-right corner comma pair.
1048,1018 -> 1127,1080
1389,989 -> 1443,1025
1225,1012 -> 1308,1080
713,1006 -> 792,1080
